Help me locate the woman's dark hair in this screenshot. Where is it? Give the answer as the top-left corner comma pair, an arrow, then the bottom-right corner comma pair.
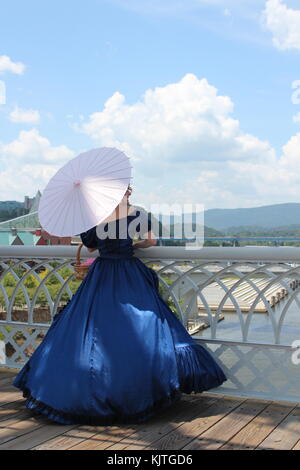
127,185 -> 132,205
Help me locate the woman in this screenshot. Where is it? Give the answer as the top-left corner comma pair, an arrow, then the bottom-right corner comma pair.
13,185 -> 226,425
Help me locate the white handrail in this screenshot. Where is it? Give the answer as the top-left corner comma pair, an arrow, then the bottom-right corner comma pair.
1,245 -> 300,262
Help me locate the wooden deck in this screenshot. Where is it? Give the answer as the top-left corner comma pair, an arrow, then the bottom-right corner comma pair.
2,369 -> 300,450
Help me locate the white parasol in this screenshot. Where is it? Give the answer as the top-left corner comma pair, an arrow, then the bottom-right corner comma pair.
38,147 -> 132,237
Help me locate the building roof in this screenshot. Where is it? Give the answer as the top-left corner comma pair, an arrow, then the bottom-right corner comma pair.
17,231 -> 40,246
0,232 -> 18,245
0,230 -> 42,246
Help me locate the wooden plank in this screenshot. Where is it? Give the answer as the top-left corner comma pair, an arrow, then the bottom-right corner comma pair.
144,396 -> 247,451
68,425 -> 139,451
40,395 -> 203,450
0,369 -> 18,378
0,389 -> 25,407
0,414 -> 47,448
221,401 -> 297,450
0,373 -> 18,384
0,409 -> 33,425
0,377 -> 15,387
64,395 -> 192,450
1,376 -> 18,386
0,375 -> 25,407
32,425 -> 128,450
107,395 -> 228,451
5,371 -> 300,452
68,396 -> 201,451
0,396 -> 25,408
1,383 -> 18,392
0,404 -> 29,423
182,399 -> 270,450
0,373 -> 17,383
0,399 -> 25,413
0,421 -> 79,450
258,405 -> 300,450
292,440 -> 300,450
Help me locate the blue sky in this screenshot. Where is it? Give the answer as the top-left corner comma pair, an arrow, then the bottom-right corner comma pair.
1,0 -> 300,209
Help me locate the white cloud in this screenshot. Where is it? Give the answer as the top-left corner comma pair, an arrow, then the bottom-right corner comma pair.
0,165 -> 59,201
9,106 -> 40,124
0,55 -> 26,75
1,74 -> 300,210
80,74 -> 275,166
77,73 -> 300,209
262,0 -> 300,51
1,129 -> 73,164
0,129 -> 74,199
228,133 -> 300,200
157,132 -> 300,208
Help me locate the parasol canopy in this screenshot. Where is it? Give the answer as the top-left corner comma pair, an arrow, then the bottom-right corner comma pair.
38,147 -> 132,237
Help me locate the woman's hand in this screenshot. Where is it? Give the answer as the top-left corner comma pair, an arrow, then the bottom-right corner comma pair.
133,232 -> 157,249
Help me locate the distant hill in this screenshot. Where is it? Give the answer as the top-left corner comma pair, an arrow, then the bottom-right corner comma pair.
0,201 -> 23,211
0,193 -> 41,225
168,223 -> 224,238
0,201 -> 28,223
204,203 -> 300,231
205,226 -> 225,237
224,225 -> 300,237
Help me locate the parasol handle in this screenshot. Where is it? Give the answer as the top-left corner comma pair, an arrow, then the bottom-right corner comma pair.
76,243 -> 84,265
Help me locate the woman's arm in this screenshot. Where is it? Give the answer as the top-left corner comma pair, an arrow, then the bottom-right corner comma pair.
87,247 -> 98,252
133,231 -> 157,249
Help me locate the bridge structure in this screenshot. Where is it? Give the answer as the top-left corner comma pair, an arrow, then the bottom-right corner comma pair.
2,245 -> 300,449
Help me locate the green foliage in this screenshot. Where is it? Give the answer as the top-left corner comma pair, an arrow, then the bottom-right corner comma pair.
0,263 -> 183,323
0,263 -> 81,311
39,269 -> 59,285
47,261 -> 60,269
158,275 -> 181,321
3,273 -> 17,287
0,293 -> 5,309
38,266 -> 75,285
23,274 -> 39,289
61,291 -> 71,302
14,290 -> 26,306
12,266 -> 26,278
69,280 -> 81,293
204,241 -> 221,247
0,325 -> 13,341
36,291 -> 47,307
58,266 -> 74,279
0,206 -> 29,222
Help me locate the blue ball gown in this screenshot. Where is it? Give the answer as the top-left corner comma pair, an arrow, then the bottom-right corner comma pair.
13,209 -> 226,425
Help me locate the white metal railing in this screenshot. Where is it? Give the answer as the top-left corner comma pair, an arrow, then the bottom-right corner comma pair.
2,245 -> 300,403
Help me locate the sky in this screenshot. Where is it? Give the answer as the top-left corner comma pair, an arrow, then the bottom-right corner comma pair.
1,0 -> 300,210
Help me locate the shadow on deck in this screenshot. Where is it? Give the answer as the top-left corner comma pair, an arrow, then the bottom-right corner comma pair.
1,369 -> 300,450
